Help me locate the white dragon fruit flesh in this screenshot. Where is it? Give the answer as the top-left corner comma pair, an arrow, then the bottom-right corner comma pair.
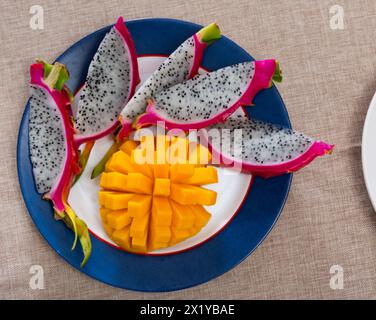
203,113 -> 333,177
74,17 -> 140,146
28,60 -> 91,266
135,60 -> 280,130
90,23 -> 221,179
118,23 -> 221,138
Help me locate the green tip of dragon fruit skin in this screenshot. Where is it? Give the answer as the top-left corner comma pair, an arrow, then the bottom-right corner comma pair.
62,212 -> 92,267
197,23 -> 221,45
72,141 -> 95,186
36,59 -> 70,91
91,140 -> 121,179
272,60 -> 282,83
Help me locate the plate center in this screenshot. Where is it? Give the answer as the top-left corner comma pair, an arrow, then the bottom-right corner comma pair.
69,55 -> 252,255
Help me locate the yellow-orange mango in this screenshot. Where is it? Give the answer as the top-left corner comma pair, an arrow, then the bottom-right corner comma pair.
152,197 -> 173,227
131,231 -> 148,252
153,178 -> 170,196
127,172 -> 153,194
99,192 -> 134,210
170,183 -> 216,206
183,166 -> 218,185
188,143 -> 212,165
128,195 -> 152,218
119,140 -> 138,155
170,200 -> 195,229
105,151 -> 134,174
130,213 -> 149,238
170,228 -> 191,245
112,226 -> 131,249
170,164 -> 195,181
107,209 -> 132,230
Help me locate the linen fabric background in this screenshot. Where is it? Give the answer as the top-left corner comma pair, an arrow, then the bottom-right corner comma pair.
1,0 -> 375,299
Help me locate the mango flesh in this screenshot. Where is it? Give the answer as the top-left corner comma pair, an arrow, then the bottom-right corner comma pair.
119,140 -> 138,155
153,178 -> 171,196
99,135 -> 217,253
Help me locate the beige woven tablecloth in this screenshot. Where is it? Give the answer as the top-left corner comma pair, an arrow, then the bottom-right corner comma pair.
1,0 -> 376,299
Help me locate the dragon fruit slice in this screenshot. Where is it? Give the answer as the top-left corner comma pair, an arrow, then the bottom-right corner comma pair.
204,113 -> 333,177
73,17 -> 140,146
135,60 -> 280,130
28,61 -> 91,266
91,23 -> 221,179
118,23 -> 221,139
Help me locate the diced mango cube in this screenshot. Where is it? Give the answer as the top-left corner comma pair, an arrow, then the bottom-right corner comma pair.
150,221 -> 171,243
169,183 -> 197,205
131,231 -> 148,252
170,228 -> 191,245
103,222 -> 115,237
112,226 -> 131,249
192,205 -> 212,228
170,200 -> 195,229
152,197 -> 173,227
119,140 -> 138,155
99,208 -> 110,223
170,164 -> 195,181
130,149 -> 154,178
153,163 -> 170,179
107,209 -> 132,230
128,195 -> 152,218
183,167 -> 218,185
130,213 -> 149,238
127,172 -> 153,194
99,191 -> 134,210
100,172 -> 129,192
105,151 -> 134,174
170,183 -> 216,205
153,178 -> 170,196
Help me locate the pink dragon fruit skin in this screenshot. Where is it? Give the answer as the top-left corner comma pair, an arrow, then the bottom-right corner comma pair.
73,17 -> 140,147
29,62 -> 79,213
29,61 -> 92,266
134,60 -> 278,131
203,113 -> 334,178
118,23 -> 221,139
211,140 -> 333,178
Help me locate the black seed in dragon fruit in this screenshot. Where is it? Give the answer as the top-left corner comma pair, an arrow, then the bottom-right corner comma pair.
202,113 -> 333,177
135,60 -> 281,131
28,60 -> 91,266
74,16 -> 140,146
118,22 -> 221,139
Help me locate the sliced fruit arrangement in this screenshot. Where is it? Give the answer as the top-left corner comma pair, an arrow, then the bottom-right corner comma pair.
73,17 -> 140,181
28,60 -> 91,266
135,60 -> 281,130
118,23 -> 221,139
99,135 -> 217,253
203,113 -> 334,177
91,23 -> 221,178
27,17 -> 333,264
74,17 -> 140,146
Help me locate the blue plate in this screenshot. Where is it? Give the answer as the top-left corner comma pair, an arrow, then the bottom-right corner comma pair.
17,18 -> 291,291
